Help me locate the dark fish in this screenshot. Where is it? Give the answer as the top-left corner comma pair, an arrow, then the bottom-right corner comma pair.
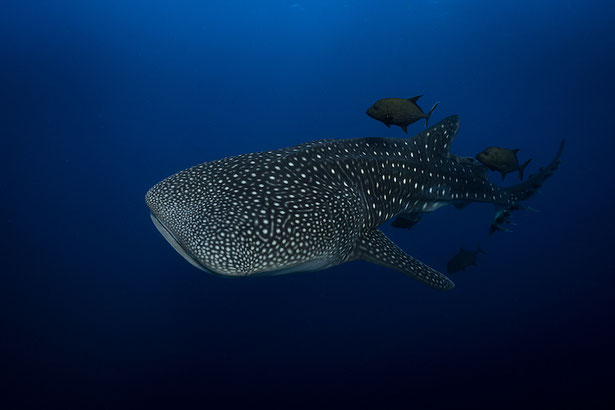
446,245 -> 486,273
391,212 -> 422,229
476,146 -> 532,180
145,116 -> 564,291
366,95 -> 439,133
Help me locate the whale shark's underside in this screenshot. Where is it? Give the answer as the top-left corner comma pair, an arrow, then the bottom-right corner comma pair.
146,115 -> 564,290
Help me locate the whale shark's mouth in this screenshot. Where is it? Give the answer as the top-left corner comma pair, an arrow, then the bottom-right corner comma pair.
149,212 -> 212,273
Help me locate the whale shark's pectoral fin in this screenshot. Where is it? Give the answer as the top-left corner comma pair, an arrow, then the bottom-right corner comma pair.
349,229 -> 454,290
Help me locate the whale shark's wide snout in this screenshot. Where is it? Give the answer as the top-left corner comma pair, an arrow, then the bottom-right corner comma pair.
145,173 -> 258,277
148,211 -> 209,271
145,182 -> 214,273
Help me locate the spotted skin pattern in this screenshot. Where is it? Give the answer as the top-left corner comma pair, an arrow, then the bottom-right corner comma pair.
146,115 -> 560,290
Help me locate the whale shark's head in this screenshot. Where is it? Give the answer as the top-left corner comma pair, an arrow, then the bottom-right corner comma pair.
145,178 -> 215,273
145,163 -> 262,277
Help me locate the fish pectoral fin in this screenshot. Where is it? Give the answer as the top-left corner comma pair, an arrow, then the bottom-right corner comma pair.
349,229 -> 454,290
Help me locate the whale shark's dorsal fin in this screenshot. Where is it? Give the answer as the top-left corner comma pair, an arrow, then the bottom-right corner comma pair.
409,115 -> 460,158
349,229 -> 454,291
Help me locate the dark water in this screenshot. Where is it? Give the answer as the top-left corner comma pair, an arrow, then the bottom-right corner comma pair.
2,1 -> 614,408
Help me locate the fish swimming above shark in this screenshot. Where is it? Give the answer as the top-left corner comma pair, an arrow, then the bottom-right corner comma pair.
366,95 -> 439,133
145,115 -> 565,290
476,146 -> 532,180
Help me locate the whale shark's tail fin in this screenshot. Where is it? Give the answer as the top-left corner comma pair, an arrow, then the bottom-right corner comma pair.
490,140 -> 565,234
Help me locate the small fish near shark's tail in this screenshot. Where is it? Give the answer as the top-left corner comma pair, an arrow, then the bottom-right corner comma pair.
490,140 -> 566,234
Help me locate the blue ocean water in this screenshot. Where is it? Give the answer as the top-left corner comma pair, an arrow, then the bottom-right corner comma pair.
2,1 -> 614,408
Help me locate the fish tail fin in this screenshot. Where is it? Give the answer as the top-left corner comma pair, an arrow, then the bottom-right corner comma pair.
518,158 -> 533,180
490,140 -> 565,234
425,101 -> 439,127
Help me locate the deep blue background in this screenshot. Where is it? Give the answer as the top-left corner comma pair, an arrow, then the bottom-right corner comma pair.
2,1 -> 614,408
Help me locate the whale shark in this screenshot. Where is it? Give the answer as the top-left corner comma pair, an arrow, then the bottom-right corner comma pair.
145,115 -> 564,290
